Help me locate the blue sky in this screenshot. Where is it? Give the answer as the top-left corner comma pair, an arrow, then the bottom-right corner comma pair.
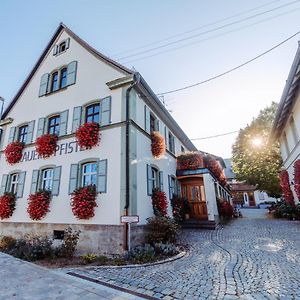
1,0 -> 300,157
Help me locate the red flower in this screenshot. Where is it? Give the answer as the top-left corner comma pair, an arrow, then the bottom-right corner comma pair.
75,122 -> 100,150
219,201 -> 233,217
151,131 -> 165,158
0,193 -> 16,219
206,156 -> 227,187
35,134 -> 58,158
4,141 -> 24,165
280,170 -> 294,205
151,188 -> 168,217
27,190 -> 51,220
177,152 -> 204,170
71,185 -> 97,219
293,160 -> 300,201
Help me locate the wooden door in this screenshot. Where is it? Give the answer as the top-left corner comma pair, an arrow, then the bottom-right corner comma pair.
182,182 -> 208,219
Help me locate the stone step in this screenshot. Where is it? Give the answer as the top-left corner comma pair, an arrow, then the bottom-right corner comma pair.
182,219 -> 216,230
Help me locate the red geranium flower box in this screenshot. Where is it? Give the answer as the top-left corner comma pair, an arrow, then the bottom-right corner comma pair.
0,192 -> 16,220
35,134 -> 58,158
293,160 -> 300,200
4,141 -> 24,165
279,170 -> 294,205
177,152 -> 204,170
151,188 -> 168,217
151,131 -> 166,158
71,185 -> 97,220
75,122 -> 100,150
27,190 -> 51,220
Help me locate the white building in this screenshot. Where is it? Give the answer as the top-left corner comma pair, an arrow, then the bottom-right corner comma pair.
0,24 -> 230,253
272,43 -> 300,205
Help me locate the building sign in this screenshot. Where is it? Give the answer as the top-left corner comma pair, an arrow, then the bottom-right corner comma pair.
21,140 -> 85,163
121,215 -> 139,223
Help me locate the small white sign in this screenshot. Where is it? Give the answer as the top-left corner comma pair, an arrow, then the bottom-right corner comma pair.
121,215 -> 139,223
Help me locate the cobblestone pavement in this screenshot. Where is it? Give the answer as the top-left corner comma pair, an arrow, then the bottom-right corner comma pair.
0,251 -> 143,300
67,209 -> 300,300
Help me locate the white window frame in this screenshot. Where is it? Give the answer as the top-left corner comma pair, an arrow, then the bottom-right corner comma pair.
41,168 -> 54,191
151,167 -> 159,190
81,162 -> 98,187
9,173 -> 19,194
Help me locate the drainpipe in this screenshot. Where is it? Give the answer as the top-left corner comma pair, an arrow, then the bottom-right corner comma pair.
124,73 -> 140,251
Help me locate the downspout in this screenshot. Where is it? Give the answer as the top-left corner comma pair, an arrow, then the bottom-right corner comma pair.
124,73 -> 140,251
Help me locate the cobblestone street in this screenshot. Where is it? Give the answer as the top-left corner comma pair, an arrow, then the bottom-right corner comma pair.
67,209 -> 300,300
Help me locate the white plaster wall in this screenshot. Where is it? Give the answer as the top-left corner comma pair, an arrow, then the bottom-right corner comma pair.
0,127 -> 122,225
2,29 -> 126,148
203,173 -> 219,221
135,130 -> 177,225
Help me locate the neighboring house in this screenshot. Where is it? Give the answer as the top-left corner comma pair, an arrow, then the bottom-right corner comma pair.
0,23 -> 229,253
272,43 -> 300,205
224,159 -> 277,207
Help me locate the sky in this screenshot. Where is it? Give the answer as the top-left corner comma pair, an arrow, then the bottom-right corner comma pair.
1,0 -> 300,158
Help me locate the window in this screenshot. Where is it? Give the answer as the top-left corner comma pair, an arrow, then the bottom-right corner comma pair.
48,115 -> 60,135
150,113 -> 159,133
169,176 -> 176,199
181,146 -> 185,153
18,125 -> 28,143
82,162 -> 97,187
85,104 -> 100,123
290,117 -> 299,145
168,131 -> 175,154
59,41 -> 66,53
151,167 -> 159,190
60,68 -> 68,89
9,173 -> 19,194
51,72 -> 59,92
41,169 -> 53,191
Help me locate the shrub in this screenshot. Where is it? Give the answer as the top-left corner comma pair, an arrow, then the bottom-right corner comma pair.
151,188 -> 168,217
154,242 -> 179,256
81,253 -> 98,264
0,236 -> 16,251
6,236 -> 53,261
55,227 -> 81,258
145,216 -> 179,245
125,244 -> 155,263
218,200 -> 234,219
171,194 -> 184,222
272,201 -> 298,220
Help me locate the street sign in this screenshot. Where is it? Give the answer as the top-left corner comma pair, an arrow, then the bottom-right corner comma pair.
121,215 -> 139,223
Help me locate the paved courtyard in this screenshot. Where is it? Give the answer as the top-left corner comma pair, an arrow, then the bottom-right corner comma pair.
67,209 -> 300,300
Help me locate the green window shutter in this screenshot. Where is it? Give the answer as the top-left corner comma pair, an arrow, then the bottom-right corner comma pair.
66,38 -> 70,49
36,118 -> 45,138
100,96 -> 111,126
159,171 -> 164,192
97,159 -> 108,193
164,126 -> 168,150
69,164 -> 79,194
52,166 -> 62,196
144,105 -> 150,134
8,127 -> 16,143
30,170 -> 39,194
168,175 -> 173,200
72,106 -> 82,133
26,121 -> 35,145
53,45 -> 59,55
154,119 -> 159,131
38,73 -> 50,97
59,110 -> 69,136
67,61 -> 77,86
147,164 -> 153,196
16,171 -> 26,198
0,174 -> 8,195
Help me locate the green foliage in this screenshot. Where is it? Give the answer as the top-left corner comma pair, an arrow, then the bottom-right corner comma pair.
55,227 -> 81,258
232,102 -> 282,197
154,242 -> 179,256
145,216 -> 179,245
81,253 -> 98,264
272,202 -> 300,220
125,244 -> 155,263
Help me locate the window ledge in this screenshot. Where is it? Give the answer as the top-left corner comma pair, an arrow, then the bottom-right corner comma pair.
44,86 -> 68,97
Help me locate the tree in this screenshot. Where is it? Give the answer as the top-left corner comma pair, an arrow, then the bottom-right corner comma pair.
232,102 -> 282,197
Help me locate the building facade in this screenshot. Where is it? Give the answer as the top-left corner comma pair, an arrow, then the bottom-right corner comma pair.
272,43 -> 300,205
0,24 -> 230,253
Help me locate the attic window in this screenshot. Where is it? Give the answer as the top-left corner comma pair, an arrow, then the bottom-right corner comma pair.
53,38 -> 70,56
59,41 -> 66,53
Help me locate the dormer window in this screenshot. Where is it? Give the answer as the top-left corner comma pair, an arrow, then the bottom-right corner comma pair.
59,41 -> 66,53
53,38 -> 70,56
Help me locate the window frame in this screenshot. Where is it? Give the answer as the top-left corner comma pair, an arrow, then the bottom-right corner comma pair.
151,166 -> 160,190
81,161 -> 98,187
50,71 -> 59,92
168,131 -> 175,154
59,67 -> 68,89
48,115 -> 60,135
9,173 -> 19,194
85,103 -> 100,123
41,168 -> 54,191
18,124 -> 28,144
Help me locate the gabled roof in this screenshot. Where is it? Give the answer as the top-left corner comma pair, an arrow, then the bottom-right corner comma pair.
271,42 -> 300,139
1,23 -> 133,119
